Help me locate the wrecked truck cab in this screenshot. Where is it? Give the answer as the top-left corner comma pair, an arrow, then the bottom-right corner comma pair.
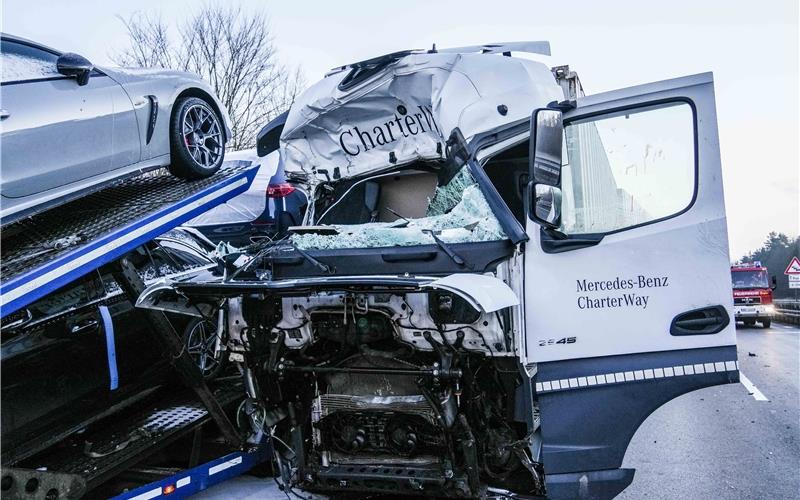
139,43 -> 738,500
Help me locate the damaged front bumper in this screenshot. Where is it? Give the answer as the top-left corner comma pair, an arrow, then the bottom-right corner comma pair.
136,265 -> 543,498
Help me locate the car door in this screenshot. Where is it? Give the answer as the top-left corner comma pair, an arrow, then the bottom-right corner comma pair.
523,74 -> 737,496
0,38 -> 138,200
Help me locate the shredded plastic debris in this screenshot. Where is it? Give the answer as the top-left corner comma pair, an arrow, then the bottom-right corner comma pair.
292,168 -> 506,250
214,241 -> 242,257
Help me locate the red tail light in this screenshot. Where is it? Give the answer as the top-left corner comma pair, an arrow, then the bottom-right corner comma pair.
267,183 -> 296,198
759,289 -> 772,304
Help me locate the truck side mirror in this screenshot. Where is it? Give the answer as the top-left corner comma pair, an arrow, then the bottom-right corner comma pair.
771,275 -> 777,290
528,108 -> 563,229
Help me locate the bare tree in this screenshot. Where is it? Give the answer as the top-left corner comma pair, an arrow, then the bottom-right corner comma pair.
114,5 -> 304,150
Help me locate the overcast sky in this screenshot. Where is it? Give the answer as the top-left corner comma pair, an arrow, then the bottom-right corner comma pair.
3,0 -> 798,258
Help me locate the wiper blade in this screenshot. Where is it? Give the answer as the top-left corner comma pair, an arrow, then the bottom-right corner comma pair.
422,230 -> 465,266
288,241 -> 333,274
227,233 -> 289,281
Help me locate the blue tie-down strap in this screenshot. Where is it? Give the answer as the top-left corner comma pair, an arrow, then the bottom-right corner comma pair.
99,305 -> 119,391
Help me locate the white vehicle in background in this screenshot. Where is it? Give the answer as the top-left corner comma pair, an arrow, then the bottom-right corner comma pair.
184,140 -> 309,247
1,33 -> 232,225
140,42 -> 738,499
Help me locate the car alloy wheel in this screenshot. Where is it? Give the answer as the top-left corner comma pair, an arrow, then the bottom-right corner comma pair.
185,318 -> 221,377
182,104 -> 223,168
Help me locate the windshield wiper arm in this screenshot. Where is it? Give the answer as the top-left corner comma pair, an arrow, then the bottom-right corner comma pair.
384,206 -> 409,224
422,230 -> 465,266
288,241 -> 332,274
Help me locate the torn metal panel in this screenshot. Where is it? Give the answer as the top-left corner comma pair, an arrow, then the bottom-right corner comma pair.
435,41 -> 551,56
136,281 -> 213,318
422,273 -> 519,313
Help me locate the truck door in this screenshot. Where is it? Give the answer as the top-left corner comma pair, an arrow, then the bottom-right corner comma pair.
523,73 -> 737,498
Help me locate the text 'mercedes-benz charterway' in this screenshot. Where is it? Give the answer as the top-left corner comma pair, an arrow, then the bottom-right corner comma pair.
576,275 -> 670,310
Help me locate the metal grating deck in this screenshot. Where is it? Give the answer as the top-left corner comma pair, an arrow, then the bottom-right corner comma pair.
1,162 -> 258,317
17,383 -> 244,491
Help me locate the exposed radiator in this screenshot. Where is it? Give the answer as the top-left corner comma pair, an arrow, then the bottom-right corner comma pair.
315,394 -> 437,424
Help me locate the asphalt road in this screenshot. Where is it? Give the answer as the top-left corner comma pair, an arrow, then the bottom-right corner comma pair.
196,322 -> 799,500
618,321 -> 799,499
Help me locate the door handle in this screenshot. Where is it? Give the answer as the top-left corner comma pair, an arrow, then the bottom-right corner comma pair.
0,109 -> 10,119
670,305 -> 730,336
71,319 -> 99,334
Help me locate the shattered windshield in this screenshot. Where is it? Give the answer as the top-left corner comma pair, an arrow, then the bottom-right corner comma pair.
291,166 -> 506,250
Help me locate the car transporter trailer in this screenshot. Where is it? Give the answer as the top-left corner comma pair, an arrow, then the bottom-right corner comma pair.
0,162 -> 274,500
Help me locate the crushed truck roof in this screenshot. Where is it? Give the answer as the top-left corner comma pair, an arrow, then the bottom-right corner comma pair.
281,42 -> 563,180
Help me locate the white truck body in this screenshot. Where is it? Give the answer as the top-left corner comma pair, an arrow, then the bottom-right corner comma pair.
139,43 -> 737,499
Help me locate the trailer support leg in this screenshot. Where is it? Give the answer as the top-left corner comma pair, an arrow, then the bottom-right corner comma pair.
113,258 -> 243,449
189,427 -> 203,468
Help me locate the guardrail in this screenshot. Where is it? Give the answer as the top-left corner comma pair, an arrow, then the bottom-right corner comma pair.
774,298 -> 800,325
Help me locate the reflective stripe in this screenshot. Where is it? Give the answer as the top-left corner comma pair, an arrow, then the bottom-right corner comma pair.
209,455 -> 243,475
129,487 -> 161,500
535,360 -> 738,393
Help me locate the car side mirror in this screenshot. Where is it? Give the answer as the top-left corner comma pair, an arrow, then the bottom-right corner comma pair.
771,275 -> 777,290
57,53 -> 93,86
528,108 -> 564,229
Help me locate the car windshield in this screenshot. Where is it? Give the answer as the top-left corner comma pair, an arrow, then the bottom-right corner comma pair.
731,270 -> 769,289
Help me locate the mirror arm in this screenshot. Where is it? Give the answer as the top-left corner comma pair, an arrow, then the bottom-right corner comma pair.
543,227 -> 568,240
77,70 -> 90,86
546,99 -> 577,112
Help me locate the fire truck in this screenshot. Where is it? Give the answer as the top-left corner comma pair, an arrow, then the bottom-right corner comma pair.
731,262 -> 776,328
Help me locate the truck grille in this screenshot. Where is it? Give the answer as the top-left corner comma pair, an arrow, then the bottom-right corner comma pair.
735,297 -> 761,305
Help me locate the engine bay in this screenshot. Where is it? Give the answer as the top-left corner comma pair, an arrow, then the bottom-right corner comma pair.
205,274 -> 544,498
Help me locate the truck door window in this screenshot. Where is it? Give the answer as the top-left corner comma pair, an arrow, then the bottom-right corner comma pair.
561,102 -> 695,235
482,141 -> 529,225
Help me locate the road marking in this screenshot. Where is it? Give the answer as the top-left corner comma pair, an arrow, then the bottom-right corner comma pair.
739,372 -> 769,401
